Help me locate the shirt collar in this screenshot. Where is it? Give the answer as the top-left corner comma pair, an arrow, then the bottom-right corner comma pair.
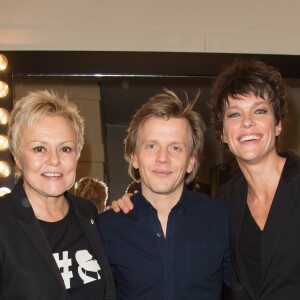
132,184 -> 194,216
177,185 -> 194,213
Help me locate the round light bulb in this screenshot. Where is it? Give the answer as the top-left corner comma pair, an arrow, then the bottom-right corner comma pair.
0,161 -> 11,177
0,187 -> 11,196
0,135 -> 9,151
0,81 -> 9,98
0,108 -> 9,125
0,54 -> 8,71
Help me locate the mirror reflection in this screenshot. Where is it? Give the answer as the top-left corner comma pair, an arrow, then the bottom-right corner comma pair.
12,75 -> 300,203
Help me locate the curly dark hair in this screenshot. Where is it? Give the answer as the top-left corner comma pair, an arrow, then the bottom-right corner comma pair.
210,58 -> 289,141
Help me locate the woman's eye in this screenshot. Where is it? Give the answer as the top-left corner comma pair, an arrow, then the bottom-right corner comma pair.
33,146 -> 45,152
61,146 -> 72,153
255,109 -> 267,114
227,112 -> 240,118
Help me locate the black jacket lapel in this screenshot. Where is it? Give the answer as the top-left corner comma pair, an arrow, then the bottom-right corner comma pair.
11,181 -> 67,291
259,151 -> 300,291
230,177 -> 256,299
220,173 -> 256,298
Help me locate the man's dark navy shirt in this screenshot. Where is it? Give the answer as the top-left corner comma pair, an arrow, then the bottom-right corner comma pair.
97,186 -> 232,300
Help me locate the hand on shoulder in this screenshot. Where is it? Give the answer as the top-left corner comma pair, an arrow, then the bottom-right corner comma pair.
105,192 -> 135,213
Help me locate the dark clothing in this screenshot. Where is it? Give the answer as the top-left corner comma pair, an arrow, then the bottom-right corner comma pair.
219,150 -> 300,300
0,179 -> 116,300
238,205 -> 261,294
97,186 -> 232,300
39,206 -> 106,299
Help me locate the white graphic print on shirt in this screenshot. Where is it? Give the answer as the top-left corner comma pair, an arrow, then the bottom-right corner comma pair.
53,249 -> 101,289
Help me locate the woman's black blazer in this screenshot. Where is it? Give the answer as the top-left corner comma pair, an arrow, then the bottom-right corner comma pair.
219,150 -> 300,300
0,180 -> 116,300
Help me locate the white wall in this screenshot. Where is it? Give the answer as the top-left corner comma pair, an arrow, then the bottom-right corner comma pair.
1,0 -> 300,54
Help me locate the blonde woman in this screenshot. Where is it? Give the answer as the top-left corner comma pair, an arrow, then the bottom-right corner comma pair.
0,91 -> 116,300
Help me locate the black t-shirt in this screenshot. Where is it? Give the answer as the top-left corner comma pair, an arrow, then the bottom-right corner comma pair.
39,206 -> 106,300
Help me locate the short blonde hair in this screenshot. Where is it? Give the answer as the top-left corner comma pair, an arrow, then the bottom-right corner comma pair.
74,177 -> 108,212
124,89 -> 206,184
8,90 -> 84,158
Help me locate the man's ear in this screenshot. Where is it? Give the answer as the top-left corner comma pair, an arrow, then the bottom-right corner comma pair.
187,155 -> 196,174
130,153 -> 138,169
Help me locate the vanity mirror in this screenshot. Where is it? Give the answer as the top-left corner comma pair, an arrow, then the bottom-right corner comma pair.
2,51 -> 300,201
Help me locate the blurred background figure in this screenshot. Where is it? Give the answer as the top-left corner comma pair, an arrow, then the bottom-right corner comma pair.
74,177 -> 108,213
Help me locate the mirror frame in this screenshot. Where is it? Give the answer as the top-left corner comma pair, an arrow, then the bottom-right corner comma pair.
3,51 -> 300,78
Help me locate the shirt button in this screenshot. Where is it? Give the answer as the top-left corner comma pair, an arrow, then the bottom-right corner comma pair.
156,232 -> 162,238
